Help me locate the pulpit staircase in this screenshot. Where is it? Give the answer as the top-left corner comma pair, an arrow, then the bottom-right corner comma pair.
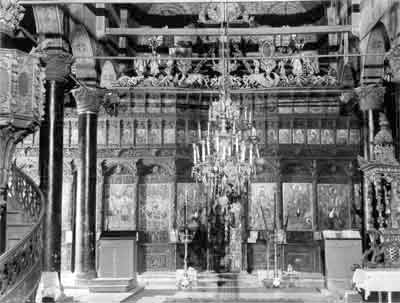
0,166 -> 45,303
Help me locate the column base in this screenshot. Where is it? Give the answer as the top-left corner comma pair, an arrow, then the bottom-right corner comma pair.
72,271 -> 97,288
36,272 -> 74,303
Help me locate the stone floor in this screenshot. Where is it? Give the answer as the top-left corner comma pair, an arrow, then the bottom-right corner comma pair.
64,285 -> 343,303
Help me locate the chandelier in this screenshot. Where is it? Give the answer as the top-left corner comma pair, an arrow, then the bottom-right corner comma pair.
191,0 -> 260,195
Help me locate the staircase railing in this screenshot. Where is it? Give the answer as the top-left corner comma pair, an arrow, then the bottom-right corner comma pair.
0,165 -> 45,303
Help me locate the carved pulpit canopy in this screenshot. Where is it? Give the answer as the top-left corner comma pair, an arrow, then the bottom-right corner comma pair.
386,45 -> 400,83
359,113 -> 400,178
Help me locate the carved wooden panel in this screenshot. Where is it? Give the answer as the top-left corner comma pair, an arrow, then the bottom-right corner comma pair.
109,120 -> 120,145
97,120 -> 107,146
136,120 -> 147,145
307,129 -> 320,144
164,120 -> 176,144
283,183 -> 313,230
121,120 -> 134,146
176,183 -> 207,228
140,244 -> 175,271
318,184 -> 350,230
321,129 -> 335,144
138,183 -> 174,232
249,183 -> 277,230
149,120 -> 162,145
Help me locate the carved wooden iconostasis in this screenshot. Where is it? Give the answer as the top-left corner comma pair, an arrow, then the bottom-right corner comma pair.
14,88 -> 364,274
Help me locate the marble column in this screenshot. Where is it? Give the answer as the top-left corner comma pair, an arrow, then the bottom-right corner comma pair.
39,51 -> 72,273
72,87 -> 102,280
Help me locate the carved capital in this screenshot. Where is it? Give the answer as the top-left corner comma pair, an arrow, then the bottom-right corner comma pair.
0,0 -> 25,35
354,84 -> 385,111
42,51 -> 73,82
71,86 -> 103,115
386,45 -> 400,83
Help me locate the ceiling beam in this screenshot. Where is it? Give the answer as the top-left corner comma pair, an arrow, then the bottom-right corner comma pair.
21,0 -> 336,4
105,25 -> 352,36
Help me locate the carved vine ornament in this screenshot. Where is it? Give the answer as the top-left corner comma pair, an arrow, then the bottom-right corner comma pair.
111,54 -> 338,90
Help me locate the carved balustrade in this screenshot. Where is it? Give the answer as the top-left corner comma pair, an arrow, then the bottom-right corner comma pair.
0,166 -> 44,302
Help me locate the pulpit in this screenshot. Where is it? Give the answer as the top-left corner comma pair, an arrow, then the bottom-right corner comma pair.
354,113 -> 400,302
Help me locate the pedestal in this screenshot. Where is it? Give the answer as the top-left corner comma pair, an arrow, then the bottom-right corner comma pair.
322,230 -> 362,291
90,236 -> 141,293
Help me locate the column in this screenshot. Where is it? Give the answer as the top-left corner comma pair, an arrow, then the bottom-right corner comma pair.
311,160 -> 319,231
39,51 -> 73,273
72,87 -> 102,280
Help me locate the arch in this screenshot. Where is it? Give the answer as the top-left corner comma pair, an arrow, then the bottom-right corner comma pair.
70,24 -> 97,82
362,22 -> 391,85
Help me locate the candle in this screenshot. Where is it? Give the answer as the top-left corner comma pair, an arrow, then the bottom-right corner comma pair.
256,144 -> 260,159
192,143 -> 197,164
216,136 -> 219,153
207,122 -> 210,138
207,138 -> 210,155
201,140 -> 206,162
252,126 -> 257,137
249,143 -> 253,165
198,121 -> 201,140
241,143 -> 246,161
196,145 -> 200,163
244,107 -> 247,120
249,109 -> 252,123
184,190 -> 188,226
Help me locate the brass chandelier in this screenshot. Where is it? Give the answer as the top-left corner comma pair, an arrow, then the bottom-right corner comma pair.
191,0 -> 260,195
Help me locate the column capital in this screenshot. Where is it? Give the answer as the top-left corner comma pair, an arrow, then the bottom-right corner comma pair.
354,84 -> 385,111
72,86 -> 103,115
386,44 -> 400,83
42,51 -> 73,82
0,0 -> 25,36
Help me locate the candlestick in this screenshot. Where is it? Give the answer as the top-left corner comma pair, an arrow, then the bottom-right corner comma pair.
192,143 -> 197,164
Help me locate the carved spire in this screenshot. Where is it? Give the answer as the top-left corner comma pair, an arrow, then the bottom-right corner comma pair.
373,113 -> 398,164
0,0 -> 25,35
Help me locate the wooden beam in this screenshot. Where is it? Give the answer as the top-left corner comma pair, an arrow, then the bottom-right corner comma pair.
21,0 -> 335,4
105,25 -> 352,37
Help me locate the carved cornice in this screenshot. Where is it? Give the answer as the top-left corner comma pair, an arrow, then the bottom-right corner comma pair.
0,0 -> 25,35
71,86 -> 103,115
41,51 -> 73,82
354,84 -> 385,111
